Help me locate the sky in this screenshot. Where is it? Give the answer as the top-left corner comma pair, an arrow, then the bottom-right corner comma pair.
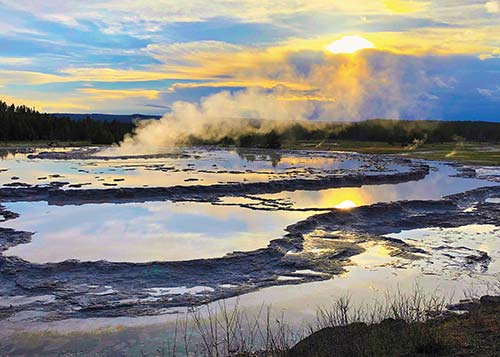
0,0 -> 500,121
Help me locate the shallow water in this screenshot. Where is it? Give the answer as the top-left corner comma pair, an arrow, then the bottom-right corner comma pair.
2,223 -> 498,355
249,164 -> 493,209
385,224 -> 500,275
0,147 -> 399,189
1,146 -> 499,354
2,201 -> 309,263
1,161 -> 493,263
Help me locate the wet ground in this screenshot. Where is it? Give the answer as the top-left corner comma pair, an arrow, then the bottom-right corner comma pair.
0,146 -> 499,354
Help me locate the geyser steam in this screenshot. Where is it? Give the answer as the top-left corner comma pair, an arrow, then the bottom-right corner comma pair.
108,87 -> 315,155
106,50 -> 433,155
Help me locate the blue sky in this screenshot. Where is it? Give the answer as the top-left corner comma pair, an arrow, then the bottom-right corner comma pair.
0,1 -> 499,121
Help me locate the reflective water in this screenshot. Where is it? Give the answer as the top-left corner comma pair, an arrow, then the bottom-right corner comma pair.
1,201 -> 309,263
1,159 -> 497,264
384,224 -> 500,275
216,224 -> 500,326
1,147 -> 500,355
0,148 -> 398,189
2,224 -> 498,355
250,164 -> 495,209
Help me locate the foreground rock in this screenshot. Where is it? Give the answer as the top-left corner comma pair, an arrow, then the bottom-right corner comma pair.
289,294 -> 500,356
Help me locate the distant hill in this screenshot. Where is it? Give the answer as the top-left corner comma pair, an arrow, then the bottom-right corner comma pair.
52,113 -> 162,123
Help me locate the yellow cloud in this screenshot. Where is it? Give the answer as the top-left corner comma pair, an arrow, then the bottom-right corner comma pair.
485,1 -> 500,13
0,94 -> 90,112
383,0 -> 429,13
61,68 -> 178,82
0,70 -> 67,86
167,80 -> 316,93
275,94 -> 336,102
283,25 -> 500,57
2,21 -> 499,92
363,27 -> 500,56
72,0 -> 415,24
0,67 -> 211,86
0,57 -> 33,65
79,88 -> 160,100
1,88 -> 162,113
155,27 -> 500,94
1,19 -> 499,117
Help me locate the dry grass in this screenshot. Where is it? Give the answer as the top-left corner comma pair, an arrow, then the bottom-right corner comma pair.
153,285 -> 469,356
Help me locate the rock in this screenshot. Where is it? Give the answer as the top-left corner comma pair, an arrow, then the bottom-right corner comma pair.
448,299 -> 478,311
480,295 -> 500,305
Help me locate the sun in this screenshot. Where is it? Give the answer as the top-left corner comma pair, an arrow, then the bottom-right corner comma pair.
335,200 -> 357,210
326,36 -> 375,54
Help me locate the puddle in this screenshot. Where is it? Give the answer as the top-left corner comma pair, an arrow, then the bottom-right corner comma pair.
145,286 -> 215,296
0,295 -> 56,307
350,242 -> 399,269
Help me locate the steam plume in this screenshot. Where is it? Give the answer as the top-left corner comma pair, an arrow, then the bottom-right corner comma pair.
106,50 -> 433,155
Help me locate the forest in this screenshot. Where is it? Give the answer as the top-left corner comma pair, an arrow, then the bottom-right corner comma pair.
190,118 -> 500,149
0,100 -> 133,144
1,99 -> 500,147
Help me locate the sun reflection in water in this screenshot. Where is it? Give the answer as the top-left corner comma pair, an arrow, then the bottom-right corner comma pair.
335,200 -> 357,209
318,188 -> 371,209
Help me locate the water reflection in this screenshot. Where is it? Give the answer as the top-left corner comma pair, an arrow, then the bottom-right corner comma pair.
334,199 -> 357,209
0,148 -> 380,189
218,224 -> 500,329
236,148 -> 282,167
1,201 -> 309,263
385,224 -> 500,275
254,164 -> 497,209
17,224 -> 495,348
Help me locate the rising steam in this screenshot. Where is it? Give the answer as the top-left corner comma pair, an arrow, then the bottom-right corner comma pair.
105,88 -> 315,155
105,50 -> 433,155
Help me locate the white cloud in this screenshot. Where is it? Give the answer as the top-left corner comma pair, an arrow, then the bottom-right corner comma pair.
0,22 -> 44,36
477,86 -> 500,99
0,0 -> 492,36
432,76 -> 457,89
42,14 -> 85,29
0,1 -> 382,27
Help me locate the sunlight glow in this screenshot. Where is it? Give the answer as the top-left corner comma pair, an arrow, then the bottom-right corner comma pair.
326,36 -> 375,54
335,200 -> 357,209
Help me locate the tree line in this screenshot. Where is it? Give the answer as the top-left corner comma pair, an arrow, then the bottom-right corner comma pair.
0,100 -> 133,144
1,99 -> 499,147
190,118 -> 500,149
